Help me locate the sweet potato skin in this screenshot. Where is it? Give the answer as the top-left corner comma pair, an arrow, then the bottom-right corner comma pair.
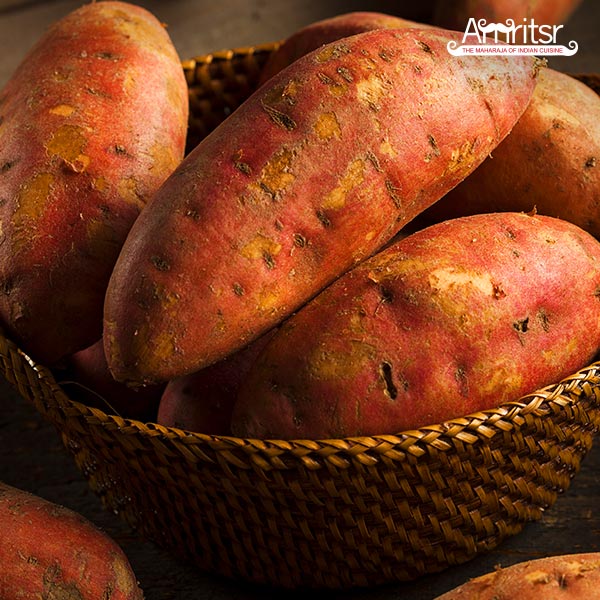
157,330 -> 275,435
259,12 -> 433,83
232,213 -> 600,439
58,338 -> 163,421
0,2 -> 188,365
420,69 -> 600,236
435,553 -> 600,599
0,482 -> 143,599
104,27 -> 538,386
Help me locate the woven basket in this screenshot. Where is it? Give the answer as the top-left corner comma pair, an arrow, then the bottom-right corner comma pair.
3,43 -> 600,589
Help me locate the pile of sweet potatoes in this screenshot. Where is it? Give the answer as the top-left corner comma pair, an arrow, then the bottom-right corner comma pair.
2,1 -> 600,595
3,4 -> 600,440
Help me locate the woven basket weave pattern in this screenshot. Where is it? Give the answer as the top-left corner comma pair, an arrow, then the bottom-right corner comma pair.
1,44 -> 600,589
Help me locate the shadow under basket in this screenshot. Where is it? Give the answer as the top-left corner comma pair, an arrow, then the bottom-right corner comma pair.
3,44 -> 600,589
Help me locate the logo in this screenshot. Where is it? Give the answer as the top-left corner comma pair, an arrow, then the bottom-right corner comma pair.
447,18 -> 578,56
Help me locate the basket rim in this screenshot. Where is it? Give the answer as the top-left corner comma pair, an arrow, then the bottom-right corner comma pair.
4,329 -> 599,456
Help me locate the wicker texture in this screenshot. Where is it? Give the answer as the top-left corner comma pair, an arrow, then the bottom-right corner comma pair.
2,329 -> 600,588
2,44 -> 600,588
183,42 -> 280,151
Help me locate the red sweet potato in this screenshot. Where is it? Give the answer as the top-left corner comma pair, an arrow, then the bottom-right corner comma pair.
259,12 -> 434,83
419,68 -> 600,237
104,27 -> 539,386
0,482 -> 143,599
58,338 -> 163,421
435,553 -> 600,599
157,330 -> 275,435
232,212 -> 600,439
0,2 -> 188,365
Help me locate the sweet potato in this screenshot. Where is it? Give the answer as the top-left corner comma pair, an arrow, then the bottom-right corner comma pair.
157,330 -> 275,434
259,12 -> 434,83
420,69 -> 600,236
0,482 -> 143,599
104,28 -> 539,386
58,338 -> 163,421
435,553 -> 600,599
433,0 -> 583,36
0,2 -> 188,365
231,212 -> 600,439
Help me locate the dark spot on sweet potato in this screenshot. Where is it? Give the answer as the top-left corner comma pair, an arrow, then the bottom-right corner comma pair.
261,101 -> 296,131
114,144 -> 128,155
537,308 -> 550,332
234,161 -> 252,175
0,277 -> 14,295
379,285 -> 394,304
185,208 -> 200,220
378,48 -> 392,62
513,317 -> 529,333
317,72 -> 336,86
380,362 -> 397,400
585,157 -> 597,168
417,40 -> 433,54
385,179 -> 402,209
0,159 -> 17,174
492,283 -> 506,299
455,365 -> 469,397
505,228 -> 516,240
293,233 -> 307,248
366,150 -> 382,172
233,283 -> 244,296
316,210 -> 331,228
43,563 -> 84,600
263,252 -> 276,269
94,51 -> 120,61
151,255 -> 170,271
337,66 -> 353,82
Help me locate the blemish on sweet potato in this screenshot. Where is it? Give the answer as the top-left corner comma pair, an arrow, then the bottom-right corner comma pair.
585,156 -> 597,168
513,317 -> 529,333
1,159 -> 17,174
316,72 -> 348,96
356,73 -> 392,111
151,255 -> 170,271
337,66 -> 353,82
444,139 -> 476,175
118,177 -> 144,208
314,111 -> 341,140
454,365 -> 469,397
233,283 -> 244,296
416,40 -> 434,54
385,179 -> 402,209
251,147 -> 296,200
49,104 -> 75,117
425,134 -> 441,162
321,158 -> 364,210
537,307 -> 551,332
380,362 -> 398,399
293,233 -> 307,248
234,160 -> 252,175
46,124 -> 90,172
316,210 -> 331,228
240,234 -> 282,264
261,101 -> 296,131
14,172 -> 54,224
315,42 -> 351,63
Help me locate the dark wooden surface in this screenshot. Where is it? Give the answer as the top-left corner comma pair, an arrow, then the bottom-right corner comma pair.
1,1 -> 600,598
